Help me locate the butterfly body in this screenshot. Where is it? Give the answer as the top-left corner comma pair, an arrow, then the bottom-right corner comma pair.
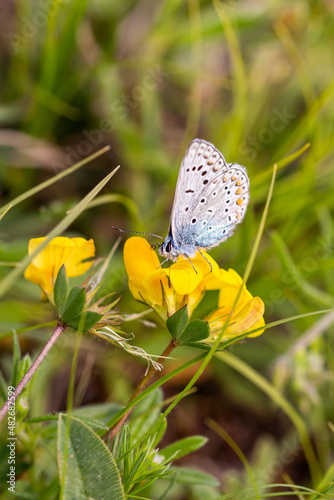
159,139 -> 249,262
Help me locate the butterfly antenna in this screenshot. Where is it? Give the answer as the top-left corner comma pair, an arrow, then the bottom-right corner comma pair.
111,227 -> 164,240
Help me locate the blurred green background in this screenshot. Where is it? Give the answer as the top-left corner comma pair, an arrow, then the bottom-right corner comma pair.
1,0 -> 334,498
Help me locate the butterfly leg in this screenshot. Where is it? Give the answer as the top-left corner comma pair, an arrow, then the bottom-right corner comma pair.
157,255 -> 198,274
196,247 -> 213,272
184,255 -> 198,274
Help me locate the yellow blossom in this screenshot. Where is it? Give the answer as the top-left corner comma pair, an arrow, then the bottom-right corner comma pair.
204,268 -> 265,341
124,237 -> 218,321
124,237 -> 265,343
24,237 -> 95,297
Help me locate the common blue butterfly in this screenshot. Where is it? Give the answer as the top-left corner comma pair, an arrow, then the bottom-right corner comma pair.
159,138 -> 249,262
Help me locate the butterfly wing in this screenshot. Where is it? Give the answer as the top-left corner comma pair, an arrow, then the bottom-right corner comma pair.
183,164 -> 249,249
170,139 -> 249,251
170,139 -> 229,238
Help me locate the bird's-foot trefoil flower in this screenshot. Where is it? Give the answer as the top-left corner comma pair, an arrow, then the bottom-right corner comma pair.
124,237 -> 265,347
24,236 -> 121,333
24,235 -> 162,370
203,268 -> 265,341
124,236 -> 220,322
24,236 -> 95,300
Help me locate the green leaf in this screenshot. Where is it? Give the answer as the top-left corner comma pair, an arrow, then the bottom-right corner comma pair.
17,355 -> 32,387
63,316 -> 81,332
66,311 -> 103,332
80,310 -> 103,332
130,389 -> 163,443
169,466 -> 220,486
27,403 -> 123,429
12,331 -> 21,387
58,413 -> 125,500
177,320 -> 210,345
54,265 -> 69,317
188,485 -> 221,500
68,415 -> 108,431
160,436 -> 208,462
152,416 -> 167,448
166,305 -> 189,341
0,372 -> 8,400
72,402 -> 123,423
61,287 -> 86,323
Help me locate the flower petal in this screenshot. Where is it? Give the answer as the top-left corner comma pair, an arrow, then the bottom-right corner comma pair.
203,267 -> 240,290
216,269 -> 253,315
246,316 -> 265,337
25,236 -> 95,296
124,238 -> 166,309
169,251 -> 220,295
62,238 -> 95,276
30,237 -> 72,271
24,262 -> 53,295
225,297 -> 265,335
192,251 -> 220,278
169,259 -> 204,295
187,286 -> 205,317
124,237 -> 160,280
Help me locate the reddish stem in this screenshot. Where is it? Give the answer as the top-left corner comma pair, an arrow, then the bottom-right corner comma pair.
0,322 -> 66,423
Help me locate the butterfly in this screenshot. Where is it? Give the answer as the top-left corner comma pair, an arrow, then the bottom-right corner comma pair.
159,138 -> 249,263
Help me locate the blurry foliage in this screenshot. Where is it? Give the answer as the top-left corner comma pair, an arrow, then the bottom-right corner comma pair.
1,0 -> 334,498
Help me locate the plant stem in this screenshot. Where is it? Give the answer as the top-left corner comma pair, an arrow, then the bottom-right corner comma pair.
0,322 -> 67,424
106,339 -> 176,443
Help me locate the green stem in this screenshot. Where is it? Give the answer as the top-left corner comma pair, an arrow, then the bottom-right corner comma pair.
105,339 -> 176,443
99,352 -> 207,437
67,333 -> 82,413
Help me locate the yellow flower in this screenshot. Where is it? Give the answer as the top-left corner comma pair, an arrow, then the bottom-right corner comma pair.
124,237 -> 219,321
204,268 -> 265,341
24,237 -> 95,297
124,236 -> 265,343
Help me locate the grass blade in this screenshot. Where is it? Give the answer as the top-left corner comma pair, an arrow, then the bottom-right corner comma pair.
0,146 -> 110,215
0,165 -> 119,299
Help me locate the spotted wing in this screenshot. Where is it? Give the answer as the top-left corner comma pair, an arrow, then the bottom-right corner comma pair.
179,164 -> 250,249
170,139 -> 230,242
